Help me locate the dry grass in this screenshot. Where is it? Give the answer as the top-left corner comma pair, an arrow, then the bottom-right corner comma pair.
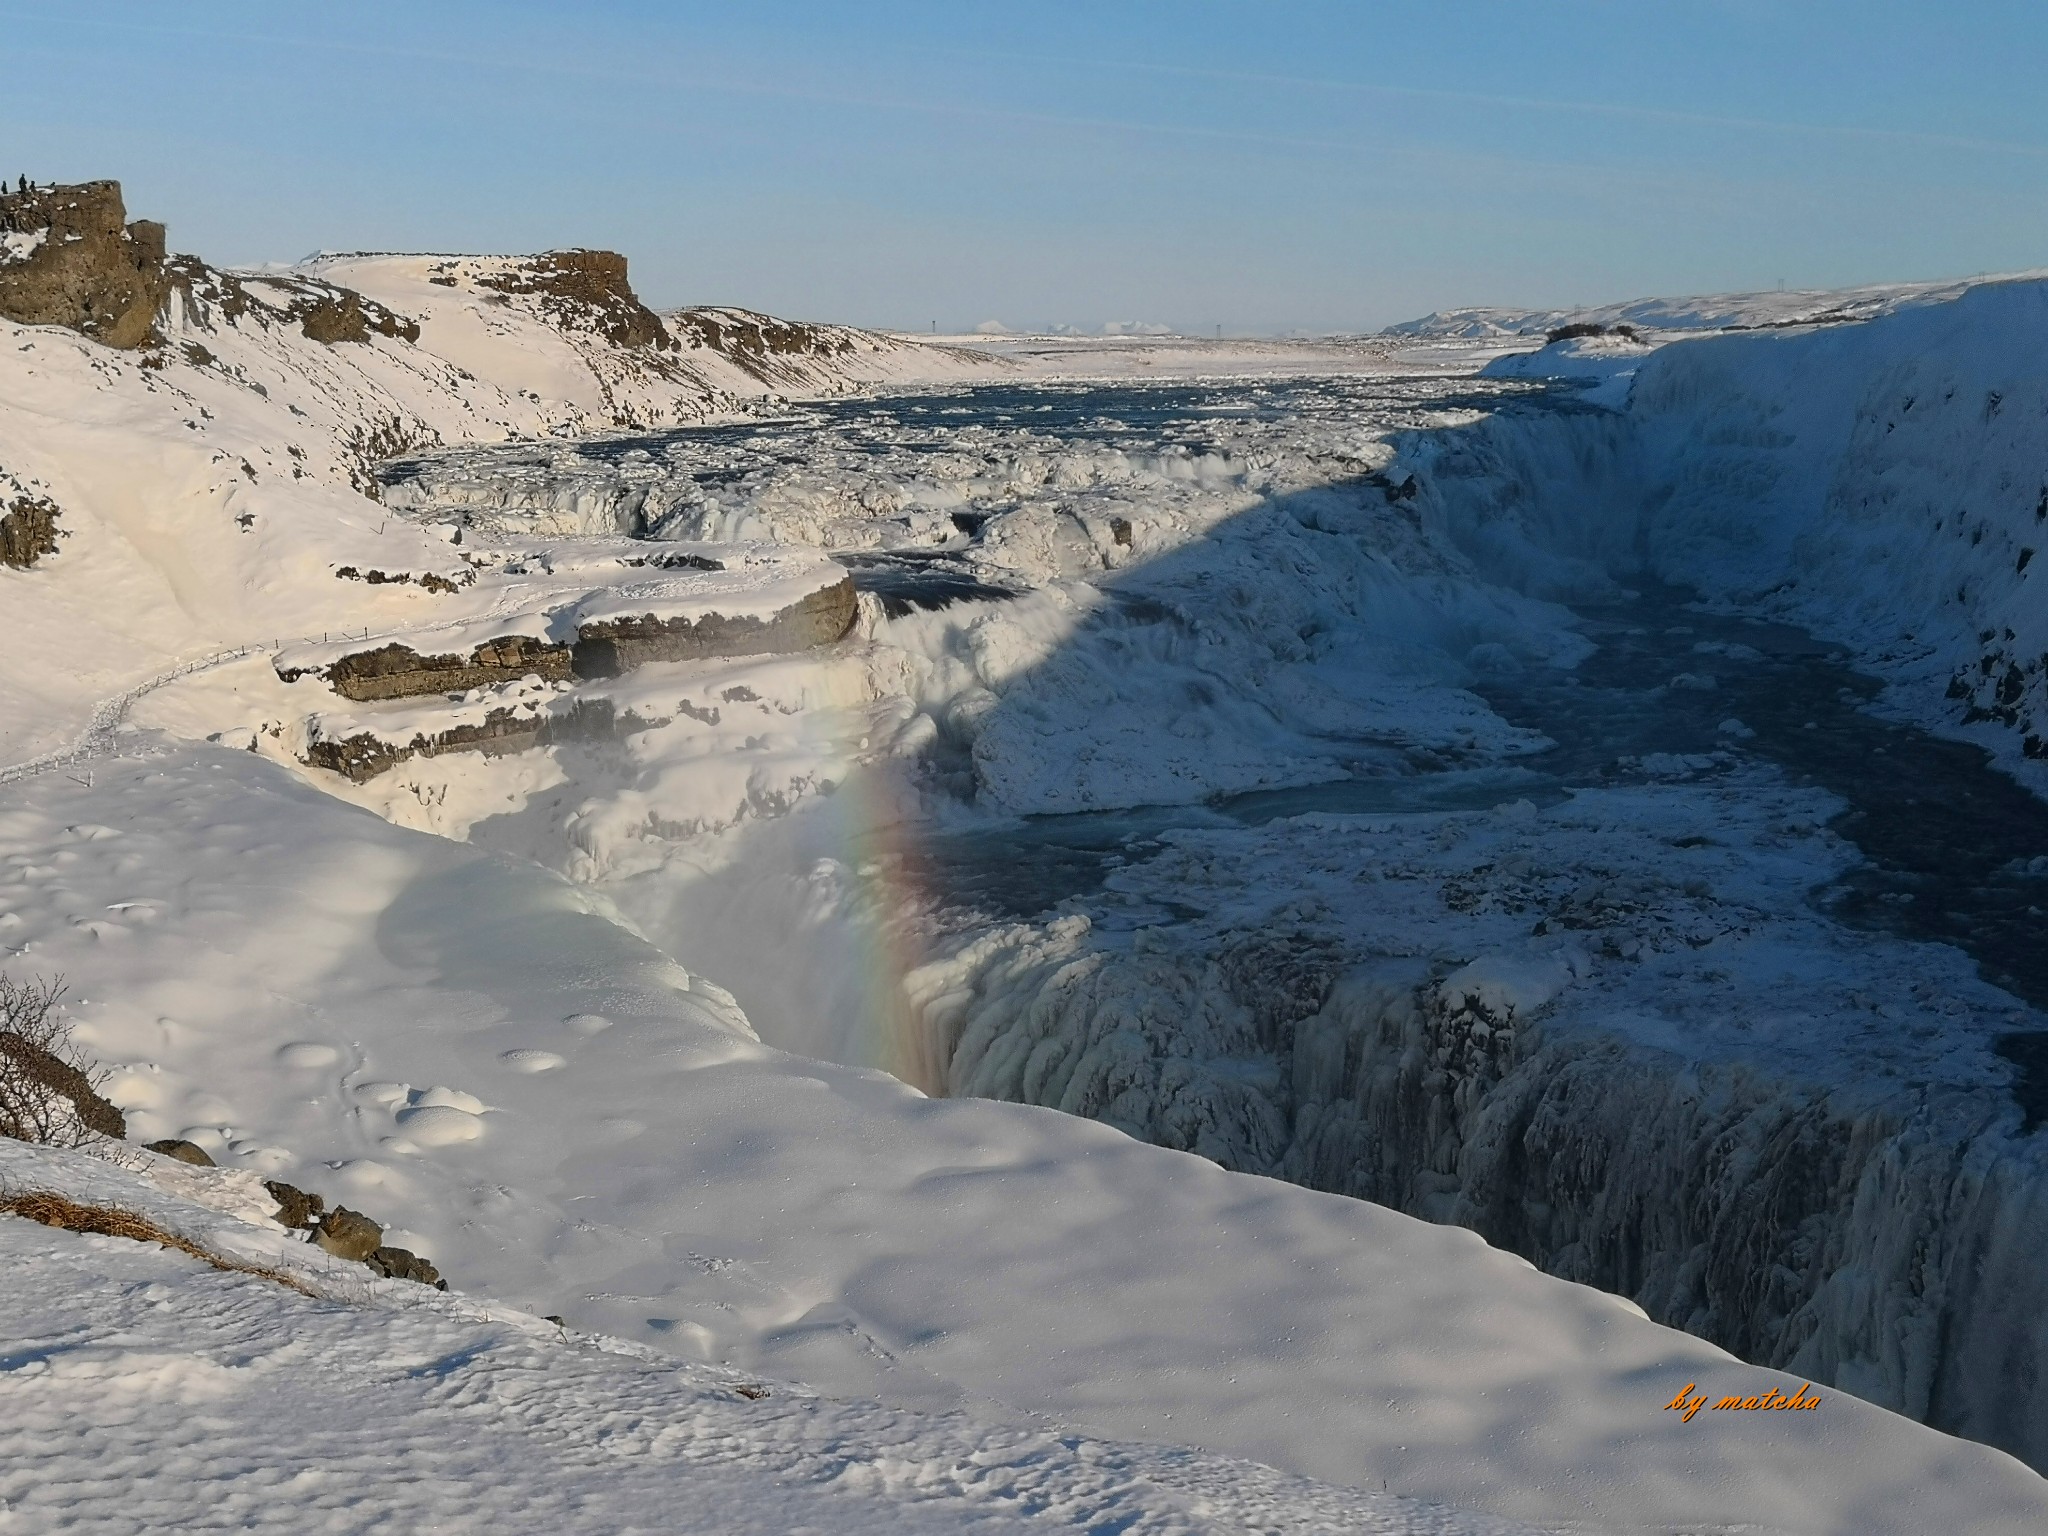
1,1188 -> 317,1296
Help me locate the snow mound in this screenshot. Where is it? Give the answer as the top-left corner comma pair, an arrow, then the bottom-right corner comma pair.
1479,331 -> 1658,406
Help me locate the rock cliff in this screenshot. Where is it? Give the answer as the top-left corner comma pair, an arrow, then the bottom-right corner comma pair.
0,180 -> 166,349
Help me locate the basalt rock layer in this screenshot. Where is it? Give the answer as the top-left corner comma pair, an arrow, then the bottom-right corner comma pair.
307,634 -> 574,703
304,695 -> 654,783
282,576 -> 858,704
471,248 -> 676,352
571,575 -> 858,677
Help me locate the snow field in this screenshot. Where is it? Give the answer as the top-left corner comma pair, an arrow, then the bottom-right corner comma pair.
0,1139 -> 1536,1536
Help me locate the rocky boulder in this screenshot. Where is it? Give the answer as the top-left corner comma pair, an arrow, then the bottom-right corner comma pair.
0,494 -> 59,568
367,1245 -> 444,1288
312,1205 -> 383,1262
263,1179 -> 326,1232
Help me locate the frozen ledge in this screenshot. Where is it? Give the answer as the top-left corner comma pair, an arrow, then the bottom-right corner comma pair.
275,544 -> 856,703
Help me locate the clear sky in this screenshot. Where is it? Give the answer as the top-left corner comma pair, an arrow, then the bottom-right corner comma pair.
3,1 -> 2045,332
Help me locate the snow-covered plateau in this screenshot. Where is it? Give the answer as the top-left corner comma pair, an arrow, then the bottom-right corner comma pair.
5,181 -> 2048,1534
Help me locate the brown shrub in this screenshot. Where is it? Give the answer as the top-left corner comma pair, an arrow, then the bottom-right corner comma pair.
0,974 -> 125,1145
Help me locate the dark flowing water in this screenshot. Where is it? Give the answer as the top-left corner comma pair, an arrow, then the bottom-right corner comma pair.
831,550 -> 1020,618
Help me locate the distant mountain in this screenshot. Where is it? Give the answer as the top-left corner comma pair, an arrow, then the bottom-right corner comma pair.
1381,271 -> 2048,339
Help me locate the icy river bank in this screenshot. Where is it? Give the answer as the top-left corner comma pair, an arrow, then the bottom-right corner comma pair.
364,353 -> 2048,1470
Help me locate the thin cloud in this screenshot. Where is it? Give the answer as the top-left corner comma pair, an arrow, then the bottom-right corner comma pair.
0,4 -> 1739,187
7,2 -> 2043,187
915,44 -> 2048,163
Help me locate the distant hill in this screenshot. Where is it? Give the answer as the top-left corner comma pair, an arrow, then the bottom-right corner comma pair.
1381,271 -> 2048,339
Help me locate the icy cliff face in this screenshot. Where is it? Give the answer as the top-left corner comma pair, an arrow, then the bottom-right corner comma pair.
1412,278 -> 2048,783
921,783 -> 2048,1466
19,241 -> 2048,1503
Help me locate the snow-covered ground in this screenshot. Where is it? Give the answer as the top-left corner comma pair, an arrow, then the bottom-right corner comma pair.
0,255 -> 968,770
0,1139 -> 1540,1536
8,213 -> 2048,1533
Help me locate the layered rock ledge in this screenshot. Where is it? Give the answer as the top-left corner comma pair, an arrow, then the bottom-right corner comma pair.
271,541 -> 860,779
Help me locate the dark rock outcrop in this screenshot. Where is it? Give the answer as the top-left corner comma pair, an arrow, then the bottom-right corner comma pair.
572,576 -> 858,678
333,565 -> 465,595
670,306 -> 860,384
0,180 -> 421,358
297,288 -> 419,345
263,1179 -> 325,1232
283,576 -> 857,706
0,494 -> 59,567
305,704 -> 552,782
146,1138 -> 215,1167
312,1205 -> 383,1262
297,635 -> 573,703
163,255 -> 420,348
305,696 -> 653,783
268,1181 -> 444,1286
0,180 -> 166,349
470,249 -> 676,351
366,1244 -> 443,1287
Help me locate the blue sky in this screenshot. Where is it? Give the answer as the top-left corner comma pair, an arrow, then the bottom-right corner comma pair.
3,1 -> 2045,331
